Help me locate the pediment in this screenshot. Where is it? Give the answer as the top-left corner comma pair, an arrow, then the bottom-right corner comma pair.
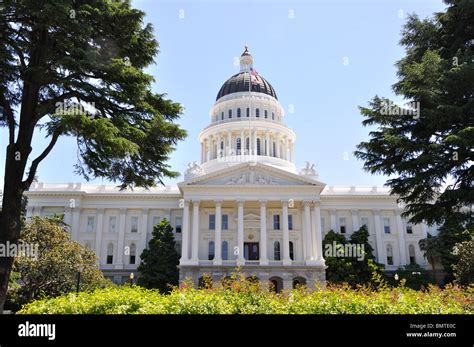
179,162 -> 325,187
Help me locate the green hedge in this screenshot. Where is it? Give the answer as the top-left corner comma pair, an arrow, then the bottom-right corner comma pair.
19,281 -> 473,314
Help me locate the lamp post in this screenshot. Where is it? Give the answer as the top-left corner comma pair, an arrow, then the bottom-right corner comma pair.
76,264 -> 84,293
394,273 -> 399,283
129,272 -> 135,286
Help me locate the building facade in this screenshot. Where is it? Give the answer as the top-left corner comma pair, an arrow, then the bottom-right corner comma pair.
22,48 -> 432,290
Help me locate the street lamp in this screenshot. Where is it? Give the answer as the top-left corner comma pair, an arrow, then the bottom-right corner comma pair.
394,273 -> 399,282
129,272 -> 135,286
76,264 -> 84,293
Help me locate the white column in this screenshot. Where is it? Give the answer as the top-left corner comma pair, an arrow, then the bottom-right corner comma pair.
313,201 -> 324,264
94,209 -> 105,262
329,209 -> 337,231
237,200 -> 245,265
200,142 -> 204,163
253,129 -> 257,156
259,200 -> 268,265
213,200 -> 222,265
180,200 -> 190,263
216,133 -> 222,158
116,208 -> 127,268
303,201 -> 313,262
373,210 -> 385,264
276,134 -> 281,158
265,132 -> 270,156
227,130 -> 232,156
206,138 -> 211,161
291,141 -> 295,163
351,209 -> 359,232
396,211 -> 407,266
70,208 -> 81,241
282,200 -> 291,265
285,137 -> 290,160
139,208 -> 149,260
191,200 -> 200,263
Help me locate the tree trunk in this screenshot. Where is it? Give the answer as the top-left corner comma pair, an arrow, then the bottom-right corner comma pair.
0,144 -> 26,313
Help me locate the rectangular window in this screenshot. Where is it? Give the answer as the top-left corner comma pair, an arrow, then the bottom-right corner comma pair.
209,214 -> 216,230
222,214 -> 228,230
130,216 -> 139,233
406,224 -> 413,234
106,255 -> 113,264
383,217 -> 391,234
288,215 -> 293,230
361,217 -> 369,229
109,216 -> 117,233
175,216 -> 182,233
273,214 -> 280,230
387,256 -> 393,265
130,255 -> 136,265
339,217 -> 346,234
86,216 -> 95,233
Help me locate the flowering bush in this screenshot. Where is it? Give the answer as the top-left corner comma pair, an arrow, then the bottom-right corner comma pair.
19,273 -> 473,314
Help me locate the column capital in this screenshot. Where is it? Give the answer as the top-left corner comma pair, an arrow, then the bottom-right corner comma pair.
281,199 -> 289,207
141,208 -> 150,214
214,199 -> 223,205
303,200 -> 312,206
312,200 -> 321,207
351,208 -> 359,213
119,208 -> 127,214
192,199 -> 201,205
237,199 -> 245,205
258,199 -> 268,205
96,208 -> 105,214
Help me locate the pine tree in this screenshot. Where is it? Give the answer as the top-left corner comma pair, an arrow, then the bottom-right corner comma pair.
354,0 -> 474,227
137,219 -> 180,293
0,0 -> 186,310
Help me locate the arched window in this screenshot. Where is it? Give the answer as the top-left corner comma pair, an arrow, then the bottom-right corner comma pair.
237,108 -> 241,118
246,137 -> 250,152
221,112 -> 224,120
408,244 -> 416,264
208,241 -> 215,260
107,243 -> 114,264
264,110 -> 268,118
386,244 -> 393,265
228,109 -> 232,118
256,138 -> 261,155
222,241 -> 228,260
246,107 -> 250,117
289,241 -> 294,260
272,142 -> 276,157
272,112 -> 275,120
256,108 -> 260,117
129,243 -> 136,264
274,241 -> 281,261
236,138 -> 241,154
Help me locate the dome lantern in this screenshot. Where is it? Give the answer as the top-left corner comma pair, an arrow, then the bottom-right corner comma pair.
239,46 -> 253,72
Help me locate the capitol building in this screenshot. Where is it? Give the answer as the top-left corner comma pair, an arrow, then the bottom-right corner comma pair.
23,48 -> 431,290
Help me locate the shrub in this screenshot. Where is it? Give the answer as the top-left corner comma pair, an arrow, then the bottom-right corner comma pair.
19,275 -> 473,315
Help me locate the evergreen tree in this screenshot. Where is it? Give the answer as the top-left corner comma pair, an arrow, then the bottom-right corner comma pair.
349,225 -> 383,284
0,0 -> 186,310
452,235 -> 474,286
137,219 -> 180,293
354,0 -> 474,227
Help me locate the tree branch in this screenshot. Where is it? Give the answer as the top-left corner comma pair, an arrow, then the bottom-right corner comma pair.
22,131 -> 60,190
0,91 -> 16,144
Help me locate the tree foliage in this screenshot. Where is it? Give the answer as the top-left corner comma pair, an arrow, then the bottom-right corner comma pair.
7,217 -> 111,309
137,219 -> 180,293
452,235 -> 474,286
354,0 -> 474,226
0,0 -> 186,310
323,226 -> 384,287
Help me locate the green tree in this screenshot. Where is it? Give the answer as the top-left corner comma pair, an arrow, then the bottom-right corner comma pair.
452,235 -> 474,286
354,0 -> 474,227
0,0 -> 186,310
137,219 -> 180,293
7,217 -> 110,309
349,225 -> 384,284
392,264 -> 436,290
419,233 -> 441,278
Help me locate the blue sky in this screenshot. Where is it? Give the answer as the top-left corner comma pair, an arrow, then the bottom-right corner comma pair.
0,0 -> 446,188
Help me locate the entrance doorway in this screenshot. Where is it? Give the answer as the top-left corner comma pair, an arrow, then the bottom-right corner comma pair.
244,242 -> 259,260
